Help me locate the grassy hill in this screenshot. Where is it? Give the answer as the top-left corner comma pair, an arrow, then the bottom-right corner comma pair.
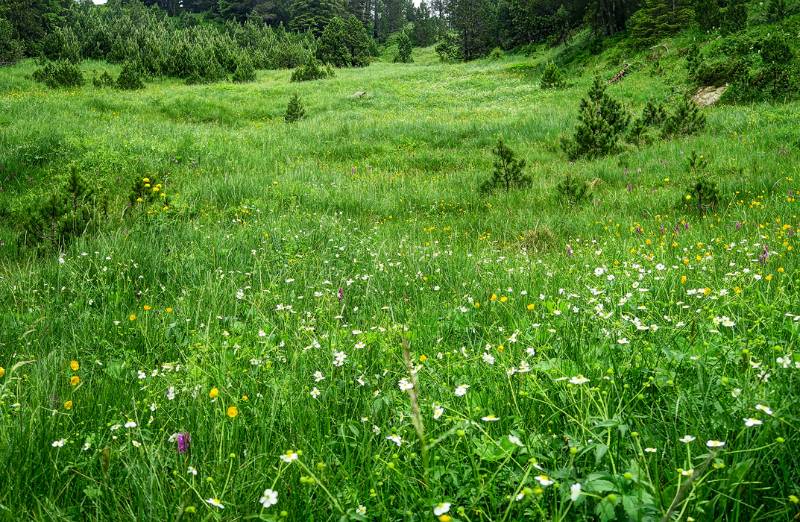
0,31 -> 799,520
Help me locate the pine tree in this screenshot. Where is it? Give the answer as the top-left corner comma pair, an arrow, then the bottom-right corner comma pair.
290,0 -> 346,36
448,0 -> 498,60
317,15 -> 372,67
411,1 -> 435,47
662,97 -> 705,138
481,138 -> 531,193
720,0 -> 747,34
561,76 -> 630,159
285,93 -> 306,123
540,61 -> 565,89
767,0 -> 786,21
629,0 -> 693,49
0,16 -> 24,65
694,0 -> 720,30
585,0 -> 634,37
394,31 -> 413,62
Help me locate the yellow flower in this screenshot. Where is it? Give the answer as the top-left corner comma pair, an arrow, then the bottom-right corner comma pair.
419,354 -> 428,362
0,367 -> 4,378
438,516 -> 452,522
473,302 -> 480,308
70,376 -> 80,386
64,400 -> 73,410
129,314 -> 137,321
526,303 -> 535,310
142,177 -> 150,183
209,387 -> 219,399
70,360 -> 79,372
165,307 -> 174,313
143,305 -> 152,311
490,294 -> 497,302
227,406 -> 239,418
499,296 -> 508,303
241,395 -> 249,401
765,274 -> 773,282
680,275 -> 687,285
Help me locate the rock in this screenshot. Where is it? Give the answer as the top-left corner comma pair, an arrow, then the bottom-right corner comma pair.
350,91 -> 366,98
693,85 -> 727,107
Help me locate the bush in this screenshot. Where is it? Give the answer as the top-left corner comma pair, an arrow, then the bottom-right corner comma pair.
435,32 -> 462,62
767,0 -> 786,21
662,97 -> 705,138
32,61 -> 85,88
556,174 -> 592,205
481,138 -> 531,193
232,53 -> 256,83
561,77 -> 630,160
720,0 -> 747,35
42,27 -> 82,63
540,62 -> 565,89
20,169 -> 107,248
394,31 -> 413,63
92,70 -> 115,88
290,56 -> 334,82
627,100 -> 667,145
285,93 -> 306,123
488,47 -> 503,60
0,17 -> 24,66
681,178 -> 720,216
316,16 -> 373,68
116,61 -> 145,90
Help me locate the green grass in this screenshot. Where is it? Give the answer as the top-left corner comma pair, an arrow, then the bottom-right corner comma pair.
1,41 -> 799,521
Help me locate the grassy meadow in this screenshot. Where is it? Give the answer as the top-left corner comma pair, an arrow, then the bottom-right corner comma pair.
1,41 -> 799,521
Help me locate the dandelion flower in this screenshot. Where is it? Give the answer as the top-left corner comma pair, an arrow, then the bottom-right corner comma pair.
679,435 -> 696,444
227,406 -> 239,418
129,314 -> 136,321
259,489 -> 278,508
70,376 -> 80,386
433,502 -> 451,516
706,440 -> 725,449
206,498 -> 224,509
0,367 -> 4,378
70,360 -> 79,372
64,400 -> 73,410
209,387 -> 219,399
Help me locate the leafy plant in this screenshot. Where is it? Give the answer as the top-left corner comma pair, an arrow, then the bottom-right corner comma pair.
129,175 -> 168,208
316,15 -> 373,68
285,93 -> 306,123
32,61 -> 85,88
561,77 -> 630,159
435,32 -> 462,62
540,61 -> 566,89
556,174 -> 592,205
488,47 -> 503,60
481,138 -> 531,193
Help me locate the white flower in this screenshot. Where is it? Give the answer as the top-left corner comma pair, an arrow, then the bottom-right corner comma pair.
124,421 -> 137,429
594,267 -> 605,277
433,502 -> 451,516
706,440 -> 725,449
534,475 -> 554,486
235,288 -> 245,300
51,439 -> 66,448
386,434 -> 403,447
481,415 -> 499,422
568,375 -> 589,385
570,483 -> 582,502
433,405 -> 444,420
755,404 -> 774,415
398,378 -> 414,391
679,435 -> 696,444
644,447 -> 657,453
617,338 -> 630,345
333,351 -> 347,367
131,440 -> 142,448
482,352 -> 495,365
744,418 -> 762,427
454,384 -> 470,397
508,434 -> 523,447
280,450 -> 299,463
188,466 -> 198,475
313,371 -> 325,382
166,387 -> 176,401
356,505 -> 366,515
259,489 -> 278,508
680,469 -> 694,477
206,498 -> 224,509
310,387 -> 321,399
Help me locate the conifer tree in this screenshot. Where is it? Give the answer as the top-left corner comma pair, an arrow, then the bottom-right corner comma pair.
394,31 -> 413,62
561,76 -> 630,159
285,93 -> 306,123
290,0 -> 346,36
721,0 -> 747,34
629,0 -> 693,48
481,138 -> 531,193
